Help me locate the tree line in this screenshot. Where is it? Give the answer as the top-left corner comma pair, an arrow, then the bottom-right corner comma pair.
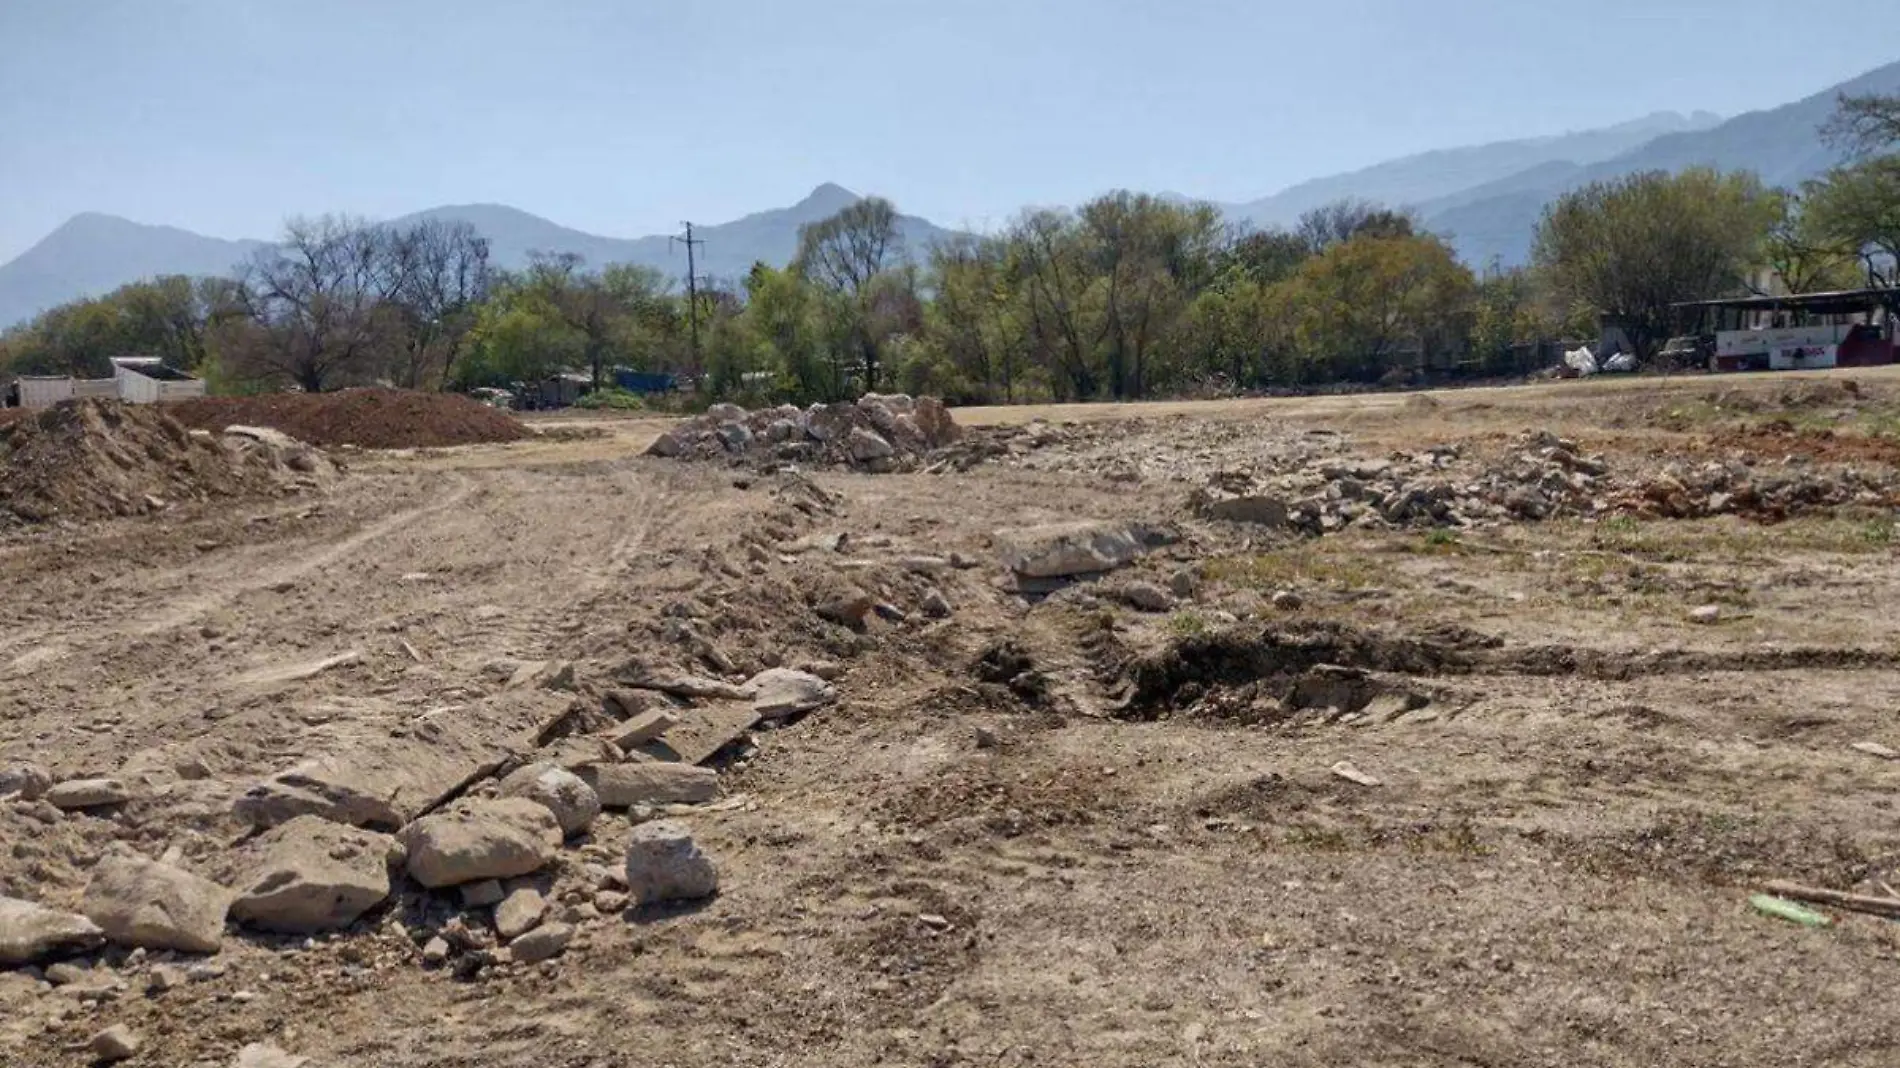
6,92 -> 1899,404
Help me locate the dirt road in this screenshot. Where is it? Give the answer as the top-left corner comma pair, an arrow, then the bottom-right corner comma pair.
5,370 -> 1900,1066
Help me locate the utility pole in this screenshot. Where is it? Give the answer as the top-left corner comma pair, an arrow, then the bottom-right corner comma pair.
671,222 -> 706,371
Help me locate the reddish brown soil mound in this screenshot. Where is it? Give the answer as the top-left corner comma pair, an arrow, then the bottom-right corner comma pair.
168,388 -> 527,449
0,400 -> 327,523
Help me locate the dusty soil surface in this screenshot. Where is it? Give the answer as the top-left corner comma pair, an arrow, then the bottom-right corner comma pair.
6,369 -> 1900,1067
169,389 -> 527,449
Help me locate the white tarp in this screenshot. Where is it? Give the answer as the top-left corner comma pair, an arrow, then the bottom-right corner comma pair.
1563,346 -> 1598,376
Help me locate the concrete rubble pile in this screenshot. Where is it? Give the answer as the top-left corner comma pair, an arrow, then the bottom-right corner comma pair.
1189,430 -> 1615,532
0,646 -> 848,1047
1188,428 -> 1900,533
647,393 -> 963,471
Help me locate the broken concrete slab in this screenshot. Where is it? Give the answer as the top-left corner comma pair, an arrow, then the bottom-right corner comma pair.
230,816 -> 394,934
625,673 -> 755,701
81,856 -> 232,953
606,709 -> 679,752
43,778 -> 132,810
581,762 -> 719,808
0,895 -> 105,964
234,762 -> 405,832
636,703 -> 762,766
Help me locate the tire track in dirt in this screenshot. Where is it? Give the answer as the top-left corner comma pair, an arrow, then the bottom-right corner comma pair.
0,474 -> 477,679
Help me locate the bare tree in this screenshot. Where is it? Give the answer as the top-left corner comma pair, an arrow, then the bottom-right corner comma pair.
1296,199 -> 1417,253
384,219 -> 491,389
795,197 -> 902,295
235,216 -> 414,391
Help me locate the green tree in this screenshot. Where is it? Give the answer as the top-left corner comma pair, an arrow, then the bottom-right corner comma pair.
1531,168 -> 1778,362
794,196 -> 905,392
1280,232 -> 1476,381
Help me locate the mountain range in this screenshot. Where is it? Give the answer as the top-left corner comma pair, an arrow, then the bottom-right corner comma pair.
4,58 -> 1899,329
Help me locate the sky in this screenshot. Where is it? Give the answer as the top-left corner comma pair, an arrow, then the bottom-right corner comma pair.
1,0 -> 1895,261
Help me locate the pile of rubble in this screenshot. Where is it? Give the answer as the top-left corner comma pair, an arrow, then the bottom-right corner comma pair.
0,400 -> 332,524
0,659 -> 841,1026
1621,459 -> 1900,521
1188,430 -> 1614,533
646,393 -> 963,471
1186,429 -> 1900,533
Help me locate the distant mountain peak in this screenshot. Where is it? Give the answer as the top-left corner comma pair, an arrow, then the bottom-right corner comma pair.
797,183 -> 861,213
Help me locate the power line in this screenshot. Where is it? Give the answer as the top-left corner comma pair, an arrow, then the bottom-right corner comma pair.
671,222 -> 706,369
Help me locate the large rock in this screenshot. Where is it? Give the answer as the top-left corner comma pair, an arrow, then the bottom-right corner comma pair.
496,763 -> 600,837
1191,489 -> 1291,526
624,821 -> 718,906
43,778 -> 131,810
233,761 -> 405,832
0,761 -> 52,800
0,896 -> 105,964
396,799 -> 561,889
230,816 -> 394,934
745,668 -> 837,720
80,856 -> 231,953
846,426 -> 895,463
581,763 -> 719,809
994,521 -> 1152,580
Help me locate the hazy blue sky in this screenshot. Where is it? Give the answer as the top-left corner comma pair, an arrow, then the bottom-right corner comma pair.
1,0 -> 1894,260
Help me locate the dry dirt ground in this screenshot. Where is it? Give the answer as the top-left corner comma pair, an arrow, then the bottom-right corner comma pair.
7,370 -> 1900,1067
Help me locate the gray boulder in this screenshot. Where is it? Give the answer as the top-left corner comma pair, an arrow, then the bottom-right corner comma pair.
509,921 -> 573,963
231,816 -> 394,934
396,799 -> 561,889
80,856 -> 231,953
0,895 -> 105,964
496,763 -> 600,837
623,821 -> 718,906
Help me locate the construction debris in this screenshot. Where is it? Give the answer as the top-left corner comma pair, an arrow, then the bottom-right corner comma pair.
646,393 -> 963,471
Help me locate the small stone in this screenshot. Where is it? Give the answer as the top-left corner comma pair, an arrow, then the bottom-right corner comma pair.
1851,741 -> 1900,761
624,821 -> 718,906
146,964 -> 185,993
45,961 -> 90,985
43,778 -> 132,810
421,936 -> 450,966
592,891 -> 628,914
1688,604 -> 1722,624
1112,581 -> 1175,613
234,1043 -> 311,1068
921,590 -> 953,619
1329,761 -> 1382,787
496,763 -> 601,837
494,888 -> 547,940
1271,590 -> 1303,610
460,880 -> 505,908
1167,569 -> 1199,598
508,922 -> 573,964
89,1024 -> 140,1062
974,726 -> 1000,749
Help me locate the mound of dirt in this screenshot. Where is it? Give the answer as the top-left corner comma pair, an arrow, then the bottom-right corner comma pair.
0,400 -> 331,524
647,394 -> 963,471
168,389 -> 528,450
